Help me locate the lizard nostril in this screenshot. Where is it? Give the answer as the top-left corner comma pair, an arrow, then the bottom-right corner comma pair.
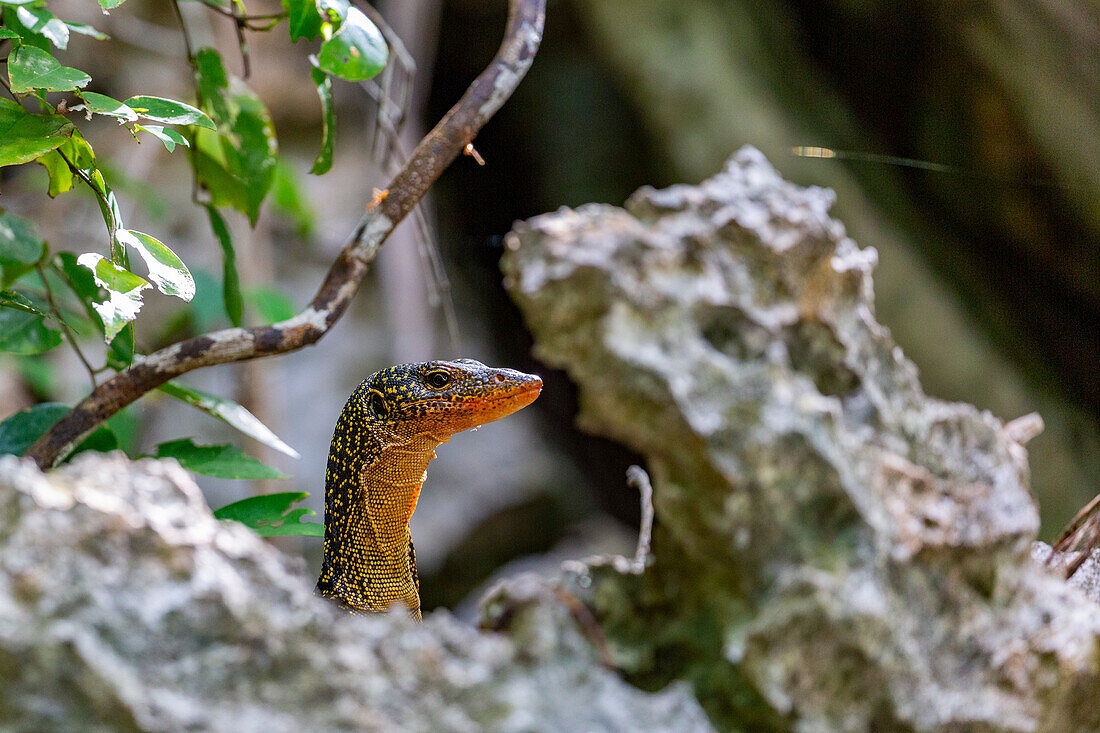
494,373 -> 505,383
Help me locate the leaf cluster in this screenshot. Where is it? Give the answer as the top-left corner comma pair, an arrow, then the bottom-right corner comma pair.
0,0 -> 390,537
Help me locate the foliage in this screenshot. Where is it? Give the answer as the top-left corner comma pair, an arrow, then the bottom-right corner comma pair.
0,402 -> 120,458
213,491 -> 324,537
154,438 -> 288,480
0,0 -> 390,533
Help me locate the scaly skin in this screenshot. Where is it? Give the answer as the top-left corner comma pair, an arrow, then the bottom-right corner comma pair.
315,359 -> 542,620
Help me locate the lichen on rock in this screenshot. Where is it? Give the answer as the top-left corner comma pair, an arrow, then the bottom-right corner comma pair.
501,147 -> 1100,732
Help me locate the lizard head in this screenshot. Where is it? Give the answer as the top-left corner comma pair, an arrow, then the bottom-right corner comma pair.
358,359 -> 542,440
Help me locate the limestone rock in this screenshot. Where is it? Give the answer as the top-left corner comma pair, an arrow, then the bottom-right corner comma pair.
0,454 -> 711,732
501,147 -> 1100,732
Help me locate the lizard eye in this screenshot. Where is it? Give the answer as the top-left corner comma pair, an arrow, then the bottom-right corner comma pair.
425,371 -> 451,389
367,389 -> 388,416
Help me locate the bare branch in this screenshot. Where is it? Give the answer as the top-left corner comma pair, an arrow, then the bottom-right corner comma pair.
27,0 -> 547,469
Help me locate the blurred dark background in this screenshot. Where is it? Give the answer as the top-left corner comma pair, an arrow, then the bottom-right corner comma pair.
1,0 -> 1097,616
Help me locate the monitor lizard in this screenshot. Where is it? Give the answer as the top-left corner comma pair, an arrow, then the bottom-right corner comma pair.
315,359 -> 542,620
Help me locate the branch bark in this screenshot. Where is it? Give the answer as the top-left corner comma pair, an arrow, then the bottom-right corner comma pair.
26,0 -> 546,469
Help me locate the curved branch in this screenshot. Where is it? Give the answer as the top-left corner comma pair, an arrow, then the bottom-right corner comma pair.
27,0 -> 547,469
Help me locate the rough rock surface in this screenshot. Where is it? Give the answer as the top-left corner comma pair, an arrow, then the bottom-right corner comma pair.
0,454 -> 711,732
1032,542 -> 1100,605
501,147 -> 1100,732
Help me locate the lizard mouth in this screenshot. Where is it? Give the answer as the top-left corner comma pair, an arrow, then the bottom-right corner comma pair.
503,375 -> 542,402
464,374 -> 542,426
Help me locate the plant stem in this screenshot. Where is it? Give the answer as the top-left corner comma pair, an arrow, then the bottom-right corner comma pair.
198,0 -> 285,24
169,0 -> 195,64
36,264 -> 97,389
230,0 -> 251,78
0,74 -> 18,102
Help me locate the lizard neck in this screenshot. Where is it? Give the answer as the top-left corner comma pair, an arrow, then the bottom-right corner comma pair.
316,402 -> 443,618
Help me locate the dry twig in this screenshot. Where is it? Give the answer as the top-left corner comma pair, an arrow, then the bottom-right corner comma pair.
626,465 -> 654,571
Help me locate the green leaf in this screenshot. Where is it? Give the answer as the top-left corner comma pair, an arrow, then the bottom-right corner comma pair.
282,0 -> 321,41
309,63 -> 334,175
156,438 -> 288,480
0,289 -> 48,316
0,98 -> 73,168
55,251 -> 109,340
77,252 -> 149,341
0,284 -> 75,328
64,22 -> 108,41
124,95 -> 215,129
317,6 -> 387,82
192,129 -> 246,213
0,400 -> 117,460
8,45 -> 91,93
55,251 -> 102,317
0,402 -> 69,456
77,252 -> 146,296
0,210 -> 45,267
35,129 -> 96,198
0,308 -> 62,353
246,285 -> 296,324
106,324 -> 134,369
1,4 -> 47,52
69,424 -> 119,458
105,406 -> 139,455
205,205 -> 242,326
15,5 -> 68,49
0,210 -> 44,288
60,129 -> 96,168
73,91 -> 137,122
159,380 -> 300,459
214,491 -> 323,537
194,47 -> 230,118
0,29 -> 20,40
35,150 -> 74,197
192,49 -> 278,225
98,0 -> 129,12
115,229 -> 195,301
135,124 -> 189,152
271,159 -> 316,238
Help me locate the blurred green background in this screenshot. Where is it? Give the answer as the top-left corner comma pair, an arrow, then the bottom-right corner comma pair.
1,0 -> 1097,616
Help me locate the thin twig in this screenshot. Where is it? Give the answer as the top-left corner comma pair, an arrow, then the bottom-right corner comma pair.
0,74 -> 18,102
375,119 -> 461,351
36,264 -> 97,389
229,0 -> 252,79
1064,519 -> 1100,579
356,1 -> 417,72
355,1 -> 416,169
1053,492 -> 1100,554
198,0 -> 285,24
551,586 -> 615,669
54,149 -> 123,264
626,465 -> 654,570
411,199 -> 461,350
169,0 -> 195,64
27,0 -> 547,468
